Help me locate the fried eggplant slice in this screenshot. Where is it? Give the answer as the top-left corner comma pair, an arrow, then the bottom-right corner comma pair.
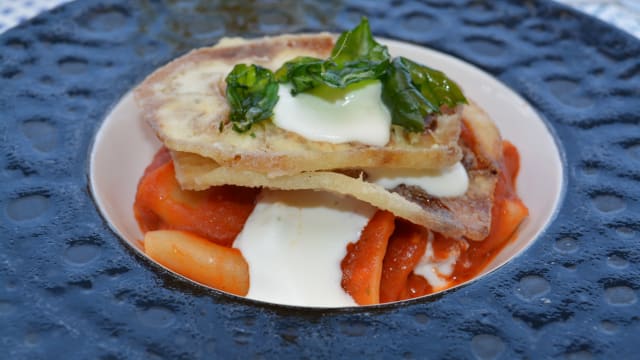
135,34 -> 463,177
171,102 -> 501,241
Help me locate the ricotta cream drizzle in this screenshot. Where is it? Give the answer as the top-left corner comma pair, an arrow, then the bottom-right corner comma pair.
272,81 -> 391,147
413,235 -> 467,291
366,162 -> 469,197
233,189 -> 376,307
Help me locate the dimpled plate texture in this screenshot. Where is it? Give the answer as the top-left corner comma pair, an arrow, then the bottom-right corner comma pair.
0,0 -> 639,358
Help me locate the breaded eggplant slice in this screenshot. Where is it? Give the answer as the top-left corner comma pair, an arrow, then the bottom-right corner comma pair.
135,33 -> 463,177
172,101 -> 502,241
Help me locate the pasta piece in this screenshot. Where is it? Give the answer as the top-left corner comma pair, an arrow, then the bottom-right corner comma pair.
485,141 -> 529,247
144,230 -> 250,296
134,159 -> 258,247
401,273 -> 432,300
379,221 -> 428,303
487,197 -> 529,247
341,211 -> 395,305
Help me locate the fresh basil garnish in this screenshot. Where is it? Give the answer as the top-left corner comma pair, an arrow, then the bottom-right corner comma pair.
274,17 -> 390,95
225,64 -> 279,133
274,56 -> 327,95
225,17 -> 466,134
382,57 -> 467,132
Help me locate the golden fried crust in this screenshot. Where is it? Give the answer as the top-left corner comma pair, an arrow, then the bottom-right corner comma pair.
135,33 -> 463,177
171,102 -> 502,240
172,149 -> 479,239
462,100 -> 503,170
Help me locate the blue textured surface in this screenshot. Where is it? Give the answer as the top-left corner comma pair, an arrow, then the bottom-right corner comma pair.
1,0 -> 639,358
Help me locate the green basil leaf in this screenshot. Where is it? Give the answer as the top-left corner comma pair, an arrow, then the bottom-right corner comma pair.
275,17 -> 390,95
225,63 -> 279,133
381,57 -> 467,132
274,56 -> 326,94
330,17 -> 389,65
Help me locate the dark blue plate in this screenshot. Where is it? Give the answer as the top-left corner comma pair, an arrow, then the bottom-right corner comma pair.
1,0 -> 638,358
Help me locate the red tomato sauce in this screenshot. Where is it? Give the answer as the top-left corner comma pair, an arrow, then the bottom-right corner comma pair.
134,135 -> 527,304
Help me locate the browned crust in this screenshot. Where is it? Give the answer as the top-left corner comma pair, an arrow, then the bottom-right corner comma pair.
135,34 -> 335,103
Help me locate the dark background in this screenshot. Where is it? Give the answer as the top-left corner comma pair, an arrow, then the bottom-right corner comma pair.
0,0 -> 639,358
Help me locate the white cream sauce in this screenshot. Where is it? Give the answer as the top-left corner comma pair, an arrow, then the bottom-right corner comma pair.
366,162 -> 469,197
413,235 -> 467,291
233,189 -> 376,307
272,81 -> 391,147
